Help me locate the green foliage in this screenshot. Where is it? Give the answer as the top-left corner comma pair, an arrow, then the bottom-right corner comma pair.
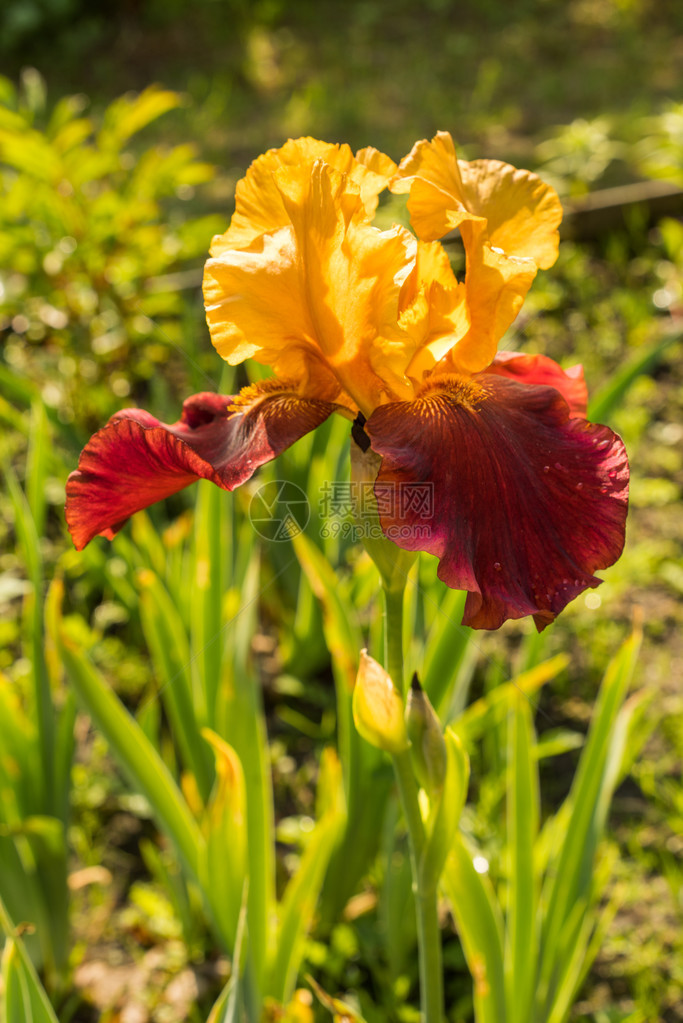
535,103 -> 683,197
0,18 -> 681,1014
0,896 -> 60,1023
47,472 -> 347,1019
442,627 -> 645,1023
0,72 -> 221,427
0,440 -> 74,991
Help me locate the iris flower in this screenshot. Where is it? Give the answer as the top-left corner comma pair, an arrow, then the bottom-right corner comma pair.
66,133 -> 628,630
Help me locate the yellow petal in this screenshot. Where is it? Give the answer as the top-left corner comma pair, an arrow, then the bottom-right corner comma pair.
446,225 -> 537,373
398,240 -> 470,385
391,130 -> 483,239
393,131 -> 563,372
204,160 -> 417,415
456,158 -> 563,269
211,137 -> 397,254
393,131 -> 562,266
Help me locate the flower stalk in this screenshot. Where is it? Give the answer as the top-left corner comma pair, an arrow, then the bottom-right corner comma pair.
383,581 -> 445,1023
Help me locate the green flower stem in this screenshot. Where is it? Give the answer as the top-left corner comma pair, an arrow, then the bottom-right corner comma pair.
384,584 -> 445,1023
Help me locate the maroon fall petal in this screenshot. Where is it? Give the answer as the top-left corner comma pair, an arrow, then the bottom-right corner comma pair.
365,374 -> 628,630
66,386 -> 335,550
484,351 -> 588,417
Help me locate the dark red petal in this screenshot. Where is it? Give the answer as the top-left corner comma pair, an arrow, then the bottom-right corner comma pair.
484,351 -> 588,417
66,386 -> 335,550
365,374 -> 628,630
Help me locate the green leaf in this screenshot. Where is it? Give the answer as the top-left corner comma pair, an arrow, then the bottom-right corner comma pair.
98,86 -> 181,149
588,329 -> 681,423
206,881 -> 249,1023
267,749 -> 345,1003
307,974 -> 369,1022
453,655 -> 569,744
25,401 -> 50,540
137,568 -> 213,801
199,731 -> 248,952
49,579 -> 203,882
292,531 -> 362,693
442,837 -> 507,1023
2,460 -> 53,812
536,626 -> 642,1017
0,895 -> 59,1023
420,585 -> 476,719
293,531 -> 389,926
216,552 -> 276,995
505,690 -> 539,1023
191,479 -> 227,728
3,939 -> 36,1023
420,729 -> 470,892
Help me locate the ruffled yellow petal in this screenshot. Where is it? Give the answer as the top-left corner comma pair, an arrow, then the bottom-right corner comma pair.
203,160 -> 417,415
391,131 -> 482,239
393,131 -> 562,263
445,226 -> 537,373
393,131 -> 562,373
455,158 -> 563,269
397,241 -> 469,385
211,137 -> 397,255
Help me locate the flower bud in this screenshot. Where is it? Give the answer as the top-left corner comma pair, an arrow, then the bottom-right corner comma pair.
353,650 -> 410,754
405,672 -> 447,794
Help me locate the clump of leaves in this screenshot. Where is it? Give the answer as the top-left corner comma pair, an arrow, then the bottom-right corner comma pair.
0,70 -> 223,428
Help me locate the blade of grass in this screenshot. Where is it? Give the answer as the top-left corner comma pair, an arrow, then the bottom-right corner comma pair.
207,881 -> 250,1023
137,569 -> 213,801
442,837 -> 507,1023
2,462 -> 53,811
420,730 -> 470,894
200,731 -> 248,951
536,626 -> 642,1016
452,655 -> 569,742
216,553 -> 276,994
49,578 -> 203,882
25,400 -> 49,541
546,688 -> 648,1023
0,894 -> 59,1023
588,328 -> 681,423
505,690 -> 539,1023
267,749 -> 345,1004
191,480 -> 228,727
420,585 -> 475,719
292,532 -> 391,925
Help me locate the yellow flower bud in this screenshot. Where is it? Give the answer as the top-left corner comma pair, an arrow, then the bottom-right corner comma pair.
353,650 -> 410,754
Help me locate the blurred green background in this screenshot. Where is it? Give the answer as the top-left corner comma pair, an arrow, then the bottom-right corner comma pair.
1,0 -> 682,1020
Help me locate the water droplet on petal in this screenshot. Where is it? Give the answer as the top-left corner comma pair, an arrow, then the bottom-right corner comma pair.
543,465 -> 550,473
576,482 -> 583,490
600,486 -> 608,494
608,471 -> 617,479
494,562 -> 502,571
